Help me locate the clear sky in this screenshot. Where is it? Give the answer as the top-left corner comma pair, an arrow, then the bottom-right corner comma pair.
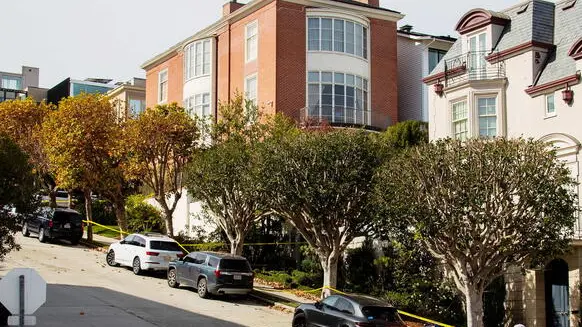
2,0 -> 528,88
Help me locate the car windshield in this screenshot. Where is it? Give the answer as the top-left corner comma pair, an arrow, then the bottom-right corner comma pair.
361,306 -> 402,323
53,211 -> 82,223
149,241 -> 182,252
219,259 -> 251,272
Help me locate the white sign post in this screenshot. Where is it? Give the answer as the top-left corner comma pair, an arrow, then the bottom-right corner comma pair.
0,268 -> 46,326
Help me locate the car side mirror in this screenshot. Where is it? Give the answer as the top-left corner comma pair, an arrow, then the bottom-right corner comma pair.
120,240 -> 126,245
314,301 -> 323,310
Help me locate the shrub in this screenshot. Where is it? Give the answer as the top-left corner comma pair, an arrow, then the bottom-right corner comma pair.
76,198 -> 117,225
125,195 -> 165,233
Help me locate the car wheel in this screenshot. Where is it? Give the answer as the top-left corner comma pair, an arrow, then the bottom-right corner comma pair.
38,227 -> 47,243
167,269 -> 179,288
106,250 -> 118,267
132,257 -> 142,275
22,223 -> 30,237
197,277 -> 209,299
292,313 -> 307,327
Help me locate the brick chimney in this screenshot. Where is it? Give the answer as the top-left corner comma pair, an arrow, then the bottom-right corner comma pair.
351,0 -> 380,7
223,0 -> 244,16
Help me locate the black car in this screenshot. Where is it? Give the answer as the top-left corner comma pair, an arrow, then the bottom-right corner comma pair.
292,294 -> 406,327
167,251 -> 254,298
22,207 -> 84,245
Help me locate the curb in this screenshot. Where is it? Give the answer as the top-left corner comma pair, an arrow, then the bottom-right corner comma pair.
79,239 -> 108,253
249,290 -> 298,312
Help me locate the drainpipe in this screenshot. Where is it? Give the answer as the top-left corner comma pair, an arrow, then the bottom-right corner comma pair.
214,35 -> 219,124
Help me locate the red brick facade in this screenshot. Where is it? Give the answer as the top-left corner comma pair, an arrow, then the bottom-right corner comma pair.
143,0 -> 400,130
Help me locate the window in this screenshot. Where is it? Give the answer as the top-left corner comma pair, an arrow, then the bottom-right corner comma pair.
134,236 -> 146,247
218,259 -> 252,272
307,71 -> 369,125
129,99 -> 145,117
546,93 -> 556,116
185,93 -> 211,118
245,74 -> 258,105
194,253 -> 207,265
307,17 -> 368,59
246,21 -> 258,62
452,100 -> 468,140
335,298 -> 355,315
149,241 -> 182,252
428,48 -> 447,73
1,76 -> 22,90
478,97 -> 497,138
158,70 -> 168,103
321,296 -> 339,309
185,40 -> 211,80
123,235 -> 134,244
208,257 -> 219,268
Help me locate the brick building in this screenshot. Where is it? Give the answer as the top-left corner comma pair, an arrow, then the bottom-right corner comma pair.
141,0 -> 403,131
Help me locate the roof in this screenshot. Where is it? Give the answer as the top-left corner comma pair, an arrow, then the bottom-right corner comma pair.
397,29 -> 457,43
132,232 -> 175,241
426,0 -> 582,87
200,251 -> 248,260
341,294 -> 393,307
330,0 -> 400,14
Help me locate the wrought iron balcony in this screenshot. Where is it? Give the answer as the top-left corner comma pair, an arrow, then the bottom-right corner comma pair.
299,106 -> 390,131
442,51 -> 506,87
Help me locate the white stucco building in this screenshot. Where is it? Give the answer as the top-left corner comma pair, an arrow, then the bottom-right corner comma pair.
423,1 -> 582,326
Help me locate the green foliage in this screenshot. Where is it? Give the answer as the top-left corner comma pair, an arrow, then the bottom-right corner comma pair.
382,120 -> 428,149
342,240 -> 377,293
77,199 -> 116,225
254,270 -> 321,290
125,195 -> 164,233
0,135 -> 39,260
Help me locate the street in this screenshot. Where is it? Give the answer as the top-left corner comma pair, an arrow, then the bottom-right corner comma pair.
0,234 -> 292,327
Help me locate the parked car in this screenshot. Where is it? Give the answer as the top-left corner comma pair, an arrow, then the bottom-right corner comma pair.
292,294 -> 406,327
106,233 -> 184,275
167,251 -> 254,299
22,207 -> 84,245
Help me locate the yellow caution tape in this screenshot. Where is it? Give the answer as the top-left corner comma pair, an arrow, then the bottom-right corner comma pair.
82,220 -> 130,235
397,310 -> 454,327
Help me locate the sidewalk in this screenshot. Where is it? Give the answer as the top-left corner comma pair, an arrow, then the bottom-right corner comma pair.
81,231 -> 117,251
250,284 -> 315,310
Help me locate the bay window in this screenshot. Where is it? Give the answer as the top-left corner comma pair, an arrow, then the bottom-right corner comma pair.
307,17 -> 368,59
184,39 -> 211,80
185,93 -> 211,117
307,71 -> 369,125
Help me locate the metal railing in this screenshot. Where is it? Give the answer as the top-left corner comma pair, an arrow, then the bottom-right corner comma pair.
443,51 -> 506,87
299,106 -> 391,131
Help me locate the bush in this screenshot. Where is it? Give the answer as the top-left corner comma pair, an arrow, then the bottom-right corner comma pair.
125,195 -> 164,233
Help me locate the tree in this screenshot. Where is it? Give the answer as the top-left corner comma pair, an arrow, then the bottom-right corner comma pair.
374,138 -> 577,327
260,129 -> 384,297
0,98 -> 56,206
41,93 -> 123,241
382,120 -> 428,150
0,134 -> 38,260
122,103 -> 199,236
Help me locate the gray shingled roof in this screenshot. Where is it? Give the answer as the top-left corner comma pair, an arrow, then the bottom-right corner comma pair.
428,38 -> 462,76
536,0 -> 581,85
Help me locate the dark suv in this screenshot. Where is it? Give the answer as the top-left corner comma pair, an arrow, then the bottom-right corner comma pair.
22,208 -> 84,245
167,251 -> 254,298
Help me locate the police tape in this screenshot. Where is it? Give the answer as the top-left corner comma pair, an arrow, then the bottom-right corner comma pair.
396,310 -> 454,327
82,220 -> 131,235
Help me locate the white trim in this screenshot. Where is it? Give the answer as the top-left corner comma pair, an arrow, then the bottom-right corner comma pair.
245,20 -> 259,63
475,95 -> 497,138
450,97 -> 469,140
545,92 -> 556,118
158,69 -> 168,104
287,0 -> 403,22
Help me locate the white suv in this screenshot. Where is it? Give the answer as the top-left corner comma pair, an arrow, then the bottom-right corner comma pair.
106,233 -> 185,275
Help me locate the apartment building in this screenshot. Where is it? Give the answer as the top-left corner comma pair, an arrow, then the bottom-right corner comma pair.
142,0 -> 404,131
397,25 -> 455,121
0,66 -> 47,103
47,78 -> 115,105
423,1 -> 582,326
107,78 -> 146,121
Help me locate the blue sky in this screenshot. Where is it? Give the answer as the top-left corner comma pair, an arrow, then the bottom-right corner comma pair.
2,0 -> 527,88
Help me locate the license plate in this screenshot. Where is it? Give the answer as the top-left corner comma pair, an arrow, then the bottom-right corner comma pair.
234,274 -> 242,280
64,223 -> 71,229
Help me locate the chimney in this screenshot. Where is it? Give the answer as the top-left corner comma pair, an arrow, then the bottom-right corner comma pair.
223,0 -> 244,16
352,0 -> 380,7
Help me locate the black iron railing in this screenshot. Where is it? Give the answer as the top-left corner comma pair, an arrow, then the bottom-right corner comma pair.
443,51 -> 506,87
299,106 -> 390,131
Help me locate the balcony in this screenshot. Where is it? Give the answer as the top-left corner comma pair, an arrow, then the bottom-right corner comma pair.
299,106 -> 390,131
0,88 -> 27,103
441,51 -> 506,88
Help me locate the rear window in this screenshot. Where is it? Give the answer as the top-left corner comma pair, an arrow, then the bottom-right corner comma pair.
149,241 -> 182,252
219,259 -> 252,272
362,307 -> 401,323
53,211 -> 82,223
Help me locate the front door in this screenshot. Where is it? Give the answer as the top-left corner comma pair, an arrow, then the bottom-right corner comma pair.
545,259 -> 570,327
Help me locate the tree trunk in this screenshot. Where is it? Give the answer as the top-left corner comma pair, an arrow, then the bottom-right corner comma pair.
113,198 -> 128,239
320,253 -> 340,298
465,285 -> 485,327
163,208 -> 174,237
84,190 -> 93,242
49,188 -> 57,208
230,237 -> 244,256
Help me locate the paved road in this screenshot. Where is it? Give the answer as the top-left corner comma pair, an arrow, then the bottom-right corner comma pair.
0,234 -> 292,327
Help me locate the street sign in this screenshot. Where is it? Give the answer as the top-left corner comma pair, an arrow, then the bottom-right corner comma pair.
0,268 -> 46,315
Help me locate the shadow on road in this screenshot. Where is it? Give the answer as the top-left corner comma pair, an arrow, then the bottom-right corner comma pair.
2,284 -> 248,327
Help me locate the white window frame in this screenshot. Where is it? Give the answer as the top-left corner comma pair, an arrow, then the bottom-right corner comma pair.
306,16 -> 368,60
451,100 -> 469,140
245,74 -> 258,106
158,69 -> 168,104
545,93 -> 556,118
185,40 -> 211,81
476,96 -> 497,138
245,21 -> 259,63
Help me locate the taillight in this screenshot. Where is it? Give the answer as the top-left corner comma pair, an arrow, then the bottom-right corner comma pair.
214,270 -> 221,278
146,251 -> 159,256
48,221 -> 53,228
